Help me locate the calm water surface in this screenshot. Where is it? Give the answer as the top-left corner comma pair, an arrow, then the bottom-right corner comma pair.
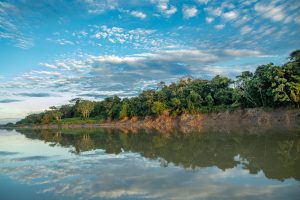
0,128 -> 300,200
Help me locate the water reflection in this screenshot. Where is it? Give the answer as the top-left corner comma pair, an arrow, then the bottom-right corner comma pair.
17,128 -> 300,181
0,128 -> 300,200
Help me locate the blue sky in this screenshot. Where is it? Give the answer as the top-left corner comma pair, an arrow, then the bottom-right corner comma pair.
0,0 -> 300,123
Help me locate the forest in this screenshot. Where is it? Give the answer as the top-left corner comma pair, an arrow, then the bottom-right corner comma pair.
16,50 -> 300,125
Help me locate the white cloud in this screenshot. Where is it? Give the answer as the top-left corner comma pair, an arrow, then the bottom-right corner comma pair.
196,0 -> 210,4
164,6 -> 177,16
0,96 -> 70,120
1,49 -> 221,100
56,39 -> 74,45
108,38 -> 116,43
206,17 -> 214,23
130,11 -> 147,19
88,50 -> 220,76
222,11 -> 238,20
138,49 -> 219,63
205,7 -> 222,16
0,2 -> 33,48
202,64 -> 255,77
152,0 -> 177,17
241,0 -> 257,6
30,70 -> 62,76
214,24 -> 225,30
40,63 -> 58,69
86,25 -> 164,50
254,2 -> 286,22
240,25 -> 252,35
224,49 -> 263,57
234,15 -> 251,26
182,5 -> 198,19
81,0 -> 118,14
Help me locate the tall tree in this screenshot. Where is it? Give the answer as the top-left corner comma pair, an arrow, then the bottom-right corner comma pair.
152,101 -> 168,116
76,101 -> 95,118
49,106 -> 62,122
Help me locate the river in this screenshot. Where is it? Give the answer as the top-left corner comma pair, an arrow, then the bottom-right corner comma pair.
0,128 -> 300,200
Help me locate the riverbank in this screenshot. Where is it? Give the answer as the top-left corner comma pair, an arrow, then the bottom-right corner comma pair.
7,108 -> 300,133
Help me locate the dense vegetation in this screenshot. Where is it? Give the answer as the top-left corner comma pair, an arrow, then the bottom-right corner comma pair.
16,50 -> 300,125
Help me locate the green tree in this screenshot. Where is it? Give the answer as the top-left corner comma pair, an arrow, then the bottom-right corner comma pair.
205,94 -> 214,107
41,112 -> 52,124
171,98 -> 181,115
50,106 -> 62,122
119,102 -> 129,119
271,76 -> 291,105
290,82 -> 300,108
235,71 -> 257,107
289,49 -> 300,63
76,100 -> 95,118
59,104 -> 75,118
152,101 -> 168,115
210,75 -> 233,105
186,90 -> 203,113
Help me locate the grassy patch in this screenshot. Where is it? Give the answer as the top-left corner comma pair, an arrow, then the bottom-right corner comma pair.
58,117 -> 103,125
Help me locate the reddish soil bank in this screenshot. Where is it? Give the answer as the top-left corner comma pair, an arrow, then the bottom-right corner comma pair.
16,108 -> 300,134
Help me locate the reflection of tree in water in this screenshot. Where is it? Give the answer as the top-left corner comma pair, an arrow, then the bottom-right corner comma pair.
18,128 -> 300,181
46,132 -> 63,147
40,130 -> 62,147
74,134 -> 94,154
53,131 -> 62,143
41,130 -> 52,142
278,140 -> 300,168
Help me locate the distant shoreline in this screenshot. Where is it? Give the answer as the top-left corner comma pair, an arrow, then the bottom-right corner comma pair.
3,108 -> 299,134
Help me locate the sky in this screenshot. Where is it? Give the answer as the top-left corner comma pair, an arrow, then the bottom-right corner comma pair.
0,0 -> 300,123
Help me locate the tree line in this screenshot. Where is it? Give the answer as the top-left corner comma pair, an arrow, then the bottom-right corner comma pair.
16,50 -> 300,125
